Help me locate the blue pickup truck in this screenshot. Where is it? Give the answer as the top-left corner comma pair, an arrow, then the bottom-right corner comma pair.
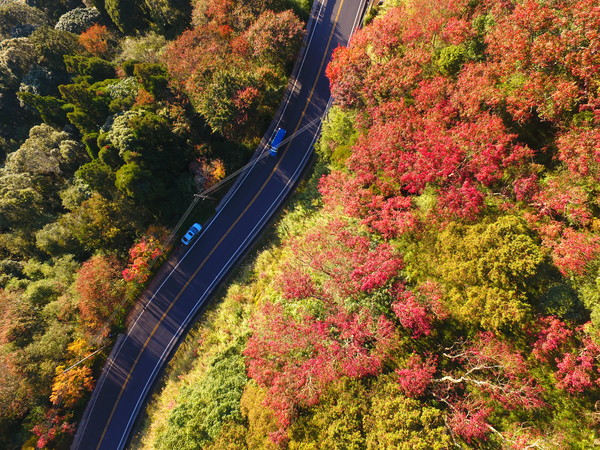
269,128 -> 286,156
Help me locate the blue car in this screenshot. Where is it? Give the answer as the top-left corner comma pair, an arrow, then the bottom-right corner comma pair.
269,128 -> 286,156
181,223 -> 202,245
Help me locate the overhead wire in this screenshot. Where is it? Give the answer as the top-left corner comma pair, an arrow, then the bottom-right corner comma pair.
45,0 -> 346,439
57,111 -> 325,379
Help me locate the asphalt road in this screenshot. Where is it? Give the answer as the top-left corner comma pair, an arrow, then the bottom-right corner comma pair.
72,0 -> 366,448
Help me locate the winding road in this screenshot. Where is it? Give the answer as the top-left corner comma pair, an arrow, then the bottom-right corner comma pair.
72,0 -> 366,448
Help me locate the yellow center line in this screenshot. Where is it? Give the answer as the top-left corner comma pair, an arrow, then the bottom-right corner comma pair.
95,0 -> 347,446
288,1 -> 344,140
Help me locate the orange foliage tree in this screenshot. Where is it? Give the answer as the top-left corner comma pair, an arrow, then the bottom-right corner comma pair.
75,253 -> 125,337
79,24 -> 116,59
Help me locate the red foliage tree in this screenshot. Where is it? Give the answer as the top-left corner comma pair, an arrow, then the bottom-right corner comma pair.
324,0 -> 599,248
533,175 -> 592,227
397,332 -> 546,441
548,227 -> 600,277
232,86 -> 260,125
437,332 -> 546,410
485,0 -> 600,122
285,218 -> 404,298
243,10 -> 304,64
122,234 -> 165,284
275,262 -> 317,300
165,1 -> 304,139
164,25 -> 231,101
554,327 -> 600,394
397,354 -> 437,397
335,97 -> 533,222
555,352 -> 596,394
532,316 -> 573,362
319,171 -> 419,239
31,410 -> 75,449
245,301 -> 395,436
557,128 -> 600,183
392,287 -> 433,338
446,399 -> 493,444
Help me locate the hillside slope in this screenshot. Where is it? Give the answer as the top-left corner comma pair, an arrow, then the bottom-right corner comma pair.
0,0 -> 307,447
137,0 -> 600,448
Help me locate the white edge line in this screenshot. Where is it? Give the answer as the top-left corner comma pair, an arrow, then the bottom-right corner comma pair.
129,0 -> 327,335
118,0 -> 362,440
116,125 -> 322,450
118,2 -> 356,442
120,1 -> 361,443
78,0 -> 329,441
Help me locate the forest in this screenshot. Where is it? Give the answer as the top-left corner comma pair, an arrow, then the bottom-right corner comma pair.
0,0 -> 306,447
135,0 -> 600,448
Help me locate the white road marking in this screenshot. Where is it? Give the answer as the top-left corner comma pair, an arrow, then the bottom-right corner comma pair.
118,124 -> 322,450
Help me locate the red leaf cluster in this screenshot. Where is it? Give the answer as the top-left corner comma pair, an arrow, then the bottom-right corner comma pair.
122,235 -> 164,284
245,302 -> 395,432
277,218 -> 403,298
555,329 -> 600,394
397,354 -> 437,397
532,316 -> 573,362
447,399 -> 493,444
392,286 -> 434,338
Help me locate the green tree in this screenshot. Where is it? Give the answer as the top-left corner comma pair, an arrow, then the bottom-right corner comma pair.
26,0 -> 82,22
155,344 -> 248,450
59,82 -> 111,135
17,92 -> 70,128
115,161 -> 161,203
0,124 -> 88,236
28,26 -> 83,71
64,55 -> 116,84
35,221 -> 83,257
0,172 -> 48,231
4,124 -> 88,179
0,2 -> 48,40
0,38 -> 37,89
436,44 -> 467,76
60,192 -> 146,252
55,7 -> 103,34
199,70 -> 245,135
434,215 -> 549,329
289,378 -> 369,450
317,106 -> 357,167
104,0 -> 149,34
573,260 -> 600,328
75,159 -> 116,198
364,377 -> 451,449
240,381 -> 278,450
203,422 -> 248,450
104,109 -> 190,213
116,31 -> 167,64
133,62 -> 168,97
141,0 -> 191,38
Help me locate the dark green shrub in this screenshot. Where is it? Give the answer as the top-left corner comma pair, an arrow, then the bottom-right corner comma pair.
133,63 -> 168,97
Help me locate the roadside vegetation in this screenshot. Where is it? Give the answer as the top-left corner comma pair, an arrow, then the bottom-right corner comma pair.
137,0 -> 600,448
0,0 -> 307,447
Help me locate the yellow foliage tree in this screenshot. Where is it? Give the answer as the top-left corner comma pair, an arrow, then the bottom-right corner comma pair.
50,365 -> 94,408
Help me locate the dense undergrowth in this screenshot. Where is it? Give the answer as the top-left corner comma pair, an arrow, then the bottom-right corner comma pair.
137,0 -> 600,448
